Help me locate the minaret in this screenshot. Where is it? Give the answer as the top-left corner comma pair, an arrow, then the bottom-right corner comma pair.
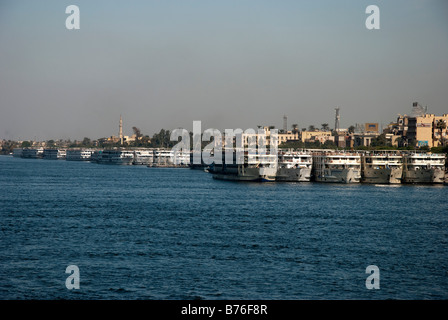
119,115 -> 123,145
334,107 -> 340,133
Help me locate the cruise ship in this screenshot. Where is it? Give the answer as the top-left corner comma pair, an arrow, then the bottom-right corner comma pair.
151,149 -> 173,167
402,152 -> 446,184
133,149 -> 154,165
12,148 -> 23,157
66,149 -> 94,161
210,150 -> 278,182
312,150 -> 361,183
361,151 -> 403,184
150,149 -> 190,167
21,148 -> 44,159
43,149 -> 66,160
276,150 -> 312,182
90,150 -> 103,162
97,149 -> 134,165
189,152 -> 208,170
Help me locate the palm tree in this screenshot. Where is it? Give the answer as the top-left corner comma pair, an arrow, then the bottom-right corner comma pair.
291,124 -> 298,133
308,125 -> 316,131
321,123 -> 329,131
435,119 -> 447,146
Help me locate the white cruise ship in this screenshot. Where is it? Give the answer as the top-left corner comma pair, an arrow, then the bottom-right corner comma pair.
362,151 -> 403,184
133,149 -> 154,165
21,148 -> 44,159
172,152 -> 190,166
276,150 -> 312,182
402,153 -> 446,184
312,150 -> 361,183
151,149 -> 173,167
66,149 -> 94,161
150,149 -> 190,167
43,149 -> 66,160
210,151 -> 277,182
97,149 -> 134,165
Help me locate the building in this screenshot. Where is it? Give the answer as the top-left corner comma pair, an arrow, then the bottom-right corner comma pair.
396,114 -> 409,137
241,126 -> 300,147
407,113 -> 448,148
364,123 -> 379,133
384,115 -> 410,147
300,130 -> 333,144
279,130 -> 300,144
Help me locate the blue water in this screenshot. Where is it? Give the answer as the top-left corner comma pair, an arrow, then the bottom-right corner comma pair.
0,155 -> 447,300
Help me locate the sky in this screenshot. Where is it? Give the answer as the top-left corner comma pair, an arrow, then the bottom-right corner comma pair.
0,0 -> 448,141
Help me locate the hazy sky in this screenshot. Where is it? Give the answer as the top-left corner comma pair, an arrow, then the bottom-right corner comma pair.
1,0 -> 447,141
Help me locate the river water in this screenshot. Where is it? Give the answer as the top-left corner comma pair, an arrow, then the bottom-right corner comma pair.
0,155 -> 447,299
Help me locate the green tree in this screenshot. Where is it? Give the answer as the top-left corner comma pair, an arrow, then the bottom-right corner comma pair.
82,137 -> 91,147
21,141 -> 31,148
370,133 -> 388,147
132,127 -> 143,145
279,140 -> 304,149
305,140 -> 321,148
150,129 -> 175,148
47,139 -> 55,147
348,125 -> 355,134
1,140 -> 17,155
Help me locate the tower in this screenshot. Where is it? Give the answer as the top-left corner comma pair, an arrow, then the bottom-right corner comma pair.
334,107 -> 340,133
119,115 -> 123,145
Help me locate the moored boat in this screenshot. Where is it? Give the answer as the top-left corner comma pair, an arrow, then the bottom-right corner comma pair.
12,148 -> 23,157
402,152 -> 445,184
43,149 -> 66,160
21,148 -> 44,159
66,149 -> 94,161
312,150 -> 361,183
276,150 -> 312,182
210,150 -> 277,182
97,149 -> 134,165
133,149 -> 154,165
361,151 -> 403,184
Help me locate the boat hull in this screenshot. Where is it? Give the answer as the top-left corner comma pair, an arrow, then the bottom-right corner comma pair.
403,168 -> 445,184
212,166 -> 276,182
362,167 -> 403,184
314,168 -> 361,183
276,167 -> 311,182
98,158 -> 134,165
